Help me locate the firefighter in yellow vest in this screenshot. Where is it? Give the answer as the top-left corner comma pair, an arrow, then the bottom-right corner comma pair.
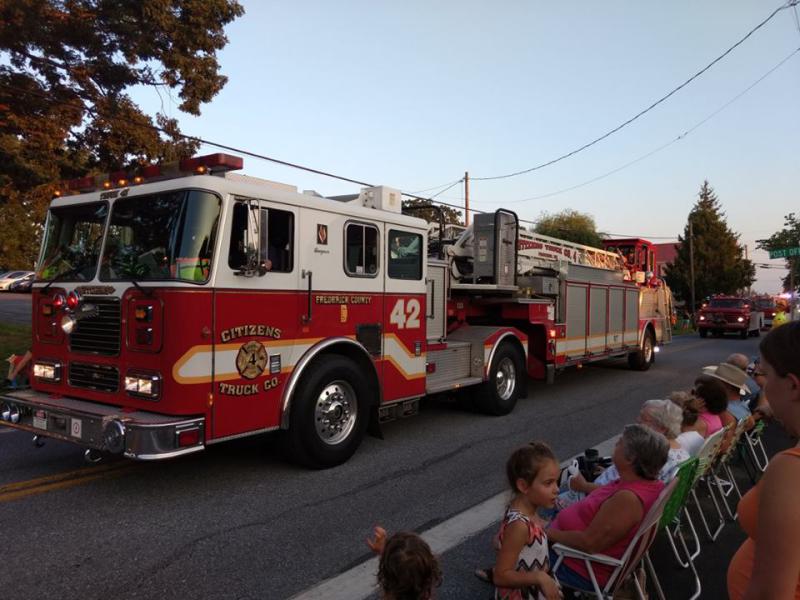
772,300 -> 789,329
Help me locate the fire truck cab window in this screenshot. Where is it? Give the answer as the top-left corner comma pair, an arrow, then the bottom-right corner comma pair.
228,202 -> 294,273
37,202 -> 108,281
388,230 -> 422,280
100,191 -> 221,283
345,222 -> 379,277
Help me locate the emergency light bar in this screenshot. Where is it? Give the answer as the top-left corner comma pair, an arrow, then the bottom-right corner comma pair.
54,153 -> 244,197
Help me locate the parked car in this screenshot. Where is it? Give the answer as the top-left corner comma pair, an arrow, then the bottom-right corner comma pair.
0,271 -> 35,291
7,272 -> 35,293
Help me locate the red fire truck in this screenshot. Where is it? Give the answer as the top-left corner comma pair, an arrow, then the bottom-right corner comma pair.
0,154 -> 673,468
696,295 -> 764,338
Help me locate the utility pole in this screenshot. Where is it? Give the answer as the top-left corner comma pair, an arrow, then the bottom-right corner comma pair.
689,219 -> 696,325
745,244 -> 750,296
464,171 -> 470,227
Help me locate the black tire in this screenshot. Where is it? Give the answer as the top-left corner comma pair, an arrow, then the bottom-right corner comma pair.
699,328 -> 708,338
628,329 -> 655,371
283,355 -> 371,469
754,325 -> 761,337
474,342 -> 525,416
740,328 -> 749,340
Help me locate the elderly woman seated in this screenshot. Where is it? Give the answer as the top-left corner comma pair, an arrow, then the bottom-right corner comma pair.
548,424 -> 669,591
559,400 -> 688,507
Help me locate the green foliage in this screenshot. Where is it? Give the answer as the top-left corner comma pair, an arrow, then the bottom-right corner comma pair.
0,323 -> 32,361
533,209 -> 604,248
756,213 -> 800,293
0,0 -> 244,269
665,181 -> 756,305
403,197 -> 463,226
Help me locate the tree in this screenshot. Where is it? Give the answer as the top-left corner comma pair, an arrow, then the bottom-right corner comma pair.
0,0 -> 244,269
757,213 -> 800,293
533,209 -> 604,248
665,181 -> 755,306
403,197 -> 463,226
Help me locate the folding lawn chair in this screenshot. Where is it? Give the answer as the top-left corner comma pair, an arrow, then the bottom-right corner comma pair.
709,419 -> 749,520
645,458 -> 702,600
551,477 -> 679,600
742,419 -> 769,474
687,426 -> 727,542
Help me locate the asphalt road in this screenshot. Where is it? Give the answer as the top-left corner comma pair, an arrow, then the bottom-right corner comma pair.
0,307 -> 764,599
0,292 -> 32,324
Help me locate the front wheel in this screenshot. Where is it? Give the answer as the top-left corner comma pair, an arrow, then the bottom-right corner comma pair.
473,342 -> 525,416
283,355 -> 371,469
628,330 -> 655,371
740,328 -> 749,340
699,328 -> 708,338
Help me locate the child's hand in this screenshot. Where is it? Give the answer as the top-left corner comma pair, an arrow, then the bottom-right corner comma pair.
539,573 -> 563,600
366,525 -> 387,555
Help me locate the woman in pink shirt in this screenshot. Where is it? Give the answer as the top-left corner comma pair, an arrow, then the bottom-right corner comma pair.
689,374 -> 729,438
547,424 -> 668,591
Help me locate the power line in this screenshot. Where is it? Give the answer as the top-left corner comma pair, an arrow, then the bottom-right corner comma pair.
482,45 -> 800,205
408,178 -> 464,194
472,1 -> 798,181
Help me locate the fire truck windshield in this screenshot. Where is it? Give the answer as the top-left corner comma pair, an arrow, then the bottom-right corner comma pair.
100,190 -> 221,283
37,202 -> 108,282
708,298 -> 745,309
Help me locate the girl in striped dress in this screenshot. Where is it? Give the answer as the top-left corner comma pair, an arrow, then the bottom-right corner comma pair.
492,442 -> 563,600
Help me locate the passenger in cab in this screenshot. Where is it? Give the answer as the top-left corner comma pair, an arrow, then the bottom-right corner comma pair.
548,425 -> 668,592
728,321 -> 800,600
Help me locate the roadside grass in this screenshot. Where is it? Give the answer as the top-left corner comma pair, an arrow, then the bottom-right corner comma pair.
0,323 -> 32,361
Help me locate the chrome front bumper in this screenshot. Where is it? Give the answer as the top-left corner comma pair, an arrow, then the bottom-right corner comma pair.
0,389 -> 204,460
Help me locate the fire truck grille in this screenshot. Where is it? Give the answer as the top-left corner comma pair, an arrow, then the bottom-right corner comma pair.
69,297 -> 121,356
68,362 -> 120,393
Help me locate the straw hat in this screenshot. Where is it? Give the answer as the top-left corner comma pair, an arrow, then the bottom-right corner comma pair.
702,362 -> 751,395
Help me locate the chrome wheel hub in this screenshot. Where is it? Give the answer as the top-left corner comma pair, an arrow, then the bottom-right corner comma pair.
315,380 -> 357,445
643,337 -> 653,362
495,357 -> 516,400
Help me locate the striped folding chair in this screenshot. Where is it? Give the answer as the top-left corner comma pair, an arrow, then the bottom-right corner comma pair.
708,418 -> 749,520
743,419 -> 770,474
687,426 -> 727,542
551,478 -> 679,600
645,458 -> 702,600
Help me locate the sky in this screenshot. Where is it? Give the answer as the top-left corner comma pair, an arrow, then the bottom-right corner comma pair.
133,1 -> 800,293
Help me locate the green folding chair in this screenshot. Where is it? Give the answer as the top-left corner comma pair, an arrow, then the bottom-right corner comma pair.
688,426 -> 727,542
644,458 -> 701,600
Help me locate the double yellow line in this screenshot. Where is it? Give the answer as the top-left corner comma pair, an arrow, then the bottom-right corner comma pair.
0,461 -> 140,503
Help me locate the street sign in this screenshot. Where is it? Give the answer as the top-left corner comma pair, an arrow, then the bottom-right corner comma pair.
769,247 -> 800,259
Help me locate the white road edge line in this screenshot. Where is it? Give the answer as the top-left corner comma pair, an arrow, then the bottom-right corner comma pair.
290,434 -> 620,600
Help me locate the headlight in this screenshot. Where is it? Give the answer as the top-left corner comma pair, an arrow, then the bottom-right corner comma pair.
60,314 -> 77,334
33,361 -> 61,383
124,371 -> 161,400
699,315 -> 705,321
737,316 -> 744,322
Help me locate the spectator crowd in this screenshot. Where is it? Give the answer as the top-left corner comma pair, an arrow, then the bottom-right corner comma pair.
366,321 -> 800,600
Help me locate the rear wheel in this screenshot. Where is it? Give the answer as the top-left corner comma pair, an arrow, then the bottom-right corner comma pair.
283,355 -> 370,469
628,329 -> 655,371
474,342 -> 525,416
